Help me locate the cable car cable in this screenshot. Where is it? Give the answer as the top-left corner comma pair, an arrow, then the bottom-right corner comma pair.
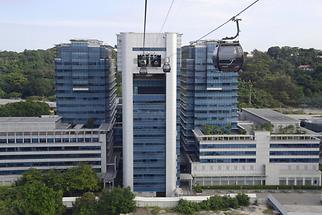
192,0 -> 261,44
160,0 -> 175,32
142,0 -> 148,55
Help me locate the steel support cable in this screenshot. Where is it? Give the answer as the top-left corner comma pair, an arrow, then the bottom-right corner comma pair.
192,0 -> 261,44
160,0 -> 175,33
142,0 -> 148,55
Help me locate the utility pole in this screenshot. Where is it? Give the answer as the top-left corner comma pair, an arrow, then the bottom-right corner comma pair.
248,80 -> 252,105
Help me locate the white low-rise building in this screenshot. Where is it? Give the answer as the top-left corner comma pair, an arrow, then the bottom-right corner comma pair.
0,116 -> 114,185
189,109 -> 321,187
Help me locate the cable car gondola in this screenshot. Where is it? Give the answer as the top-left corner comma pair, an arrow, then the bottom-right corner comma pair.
213,41 -> 244,72
212,18 -> 244,72
162,57 -> 171,73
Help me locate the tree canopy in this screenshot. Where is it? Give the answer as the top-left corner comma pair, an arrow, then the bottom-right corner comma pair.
0,101 -> 50,117
0,183 -> 64,215
240,47 -> 322,108
0,49 -> 55,99
16,164 -> 100,196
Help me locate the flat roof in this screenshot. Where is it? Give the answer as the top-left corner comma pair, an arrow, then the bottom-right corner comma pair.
268,193 -> 322,215
0,116 -> 61,123
242,108 -> 299,124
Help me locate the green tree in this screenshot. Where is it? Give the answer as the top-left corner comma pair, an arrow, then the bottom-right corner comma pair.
0,88 -> 5,98
0,101 -> 50,117
17,164 -> 100,196
0,186 -> 17,215
11,182 -> 64,215
72,192 -> 98,215
236,193 -> 250,207
175,199 -> 199,215
209,195 -> 227,210
0,48 -> 55,99
16,168 -> 44,185
64,164 -> 100,196
97,187 -> 136,215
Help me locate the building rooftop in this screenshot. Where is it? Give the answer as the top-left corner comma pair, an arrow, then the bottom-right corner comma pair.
0,116 -> 62,132
268,193 -> 322,215
242,108 -> 299,124
0,116 -> 61,123
0,116 -> 112,132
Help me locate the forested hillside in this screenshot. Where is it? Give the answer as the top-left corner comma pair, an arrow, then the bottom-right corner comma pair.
0,46 -> 322,107
239,47 -> 322,108
0,49 -> 55,99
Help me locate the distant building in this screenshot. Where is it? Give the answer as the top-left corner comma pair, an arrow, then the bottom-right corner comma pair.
297,64 -> 313,71
117,32 -> 181,196
0,116 -> 115,185
188,109 -> 321,186
55,39 -> 116,127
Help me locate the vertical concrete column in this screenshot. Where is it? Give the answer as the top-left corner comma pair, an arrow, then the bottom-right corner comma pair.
101,133 -> 107,174
122,33 -> 134,190
165,33 -> 177,197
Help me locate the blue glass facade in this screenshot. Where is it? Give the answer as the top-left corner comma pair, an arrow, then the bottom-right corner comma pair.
180,41 -> 238,155
133,74 -> 166,192
55,40 -> 116,126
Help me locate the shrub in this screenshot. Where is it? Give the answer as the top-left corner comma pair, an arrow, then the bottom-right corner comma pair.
97,187 -> 136,215
175,194 -> 249,214
209,195 -> 227,211
236,193 -> 250,207
175,199 -> 199,215
198,199 -> 211,210
72,192 -> 98,215
227,197 -> 239,209
193,184 -> 203,193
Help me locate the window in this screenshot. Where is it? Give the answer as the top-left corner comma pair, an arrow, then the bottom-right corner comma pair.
200,151 -> 256,156
279,178 -> 287,185
24,139 -> 31,143
305,178 -> 312,185
270,144 -> 319,148
270,151 -> 319,156
200,144 -> 256,149
270,158 -> 319,163
200,158 -> 256,163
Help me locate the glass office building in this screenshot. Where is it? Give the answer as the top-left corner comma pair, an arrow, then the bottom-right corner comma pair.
180,41 -> 238,153
55,39 -> 116,127
118,33 -> 181,196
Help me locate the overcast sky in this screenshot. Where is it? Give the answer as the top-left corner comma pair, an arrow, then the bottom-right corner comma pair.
0,0 -> 321,52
